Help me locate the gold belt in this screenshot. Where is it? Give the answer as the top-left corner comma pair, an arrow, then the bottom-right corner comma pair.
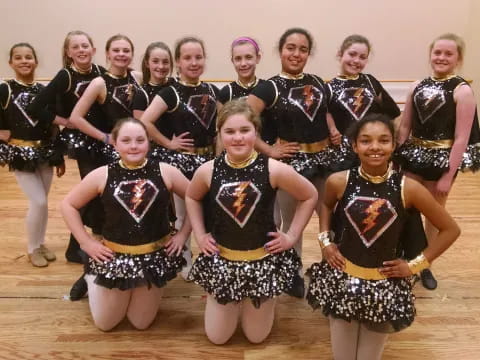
343,259 -> 387,280
411,136 -> 453,149
181,144 -> 214,156
217,244 -> 269,261
278,138 -> 330,153
102,236 -> 170,255
9,138 -> 46,148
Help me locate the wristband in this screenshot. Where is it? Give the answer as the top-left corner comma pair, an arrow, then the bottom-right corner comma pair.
407,252 -> 430,275
318,230 -> 334,249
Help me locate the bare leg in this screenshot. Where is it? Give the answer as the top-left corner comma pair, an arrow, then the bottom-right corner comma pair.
85,274 -> 131,331
204,295 -> 240,345
241,298 -> 276,344
126,286 -> 164,330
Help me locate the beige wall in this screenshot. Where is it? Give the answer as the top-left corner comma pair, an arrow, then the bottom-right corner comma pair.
1,0 -> 478,97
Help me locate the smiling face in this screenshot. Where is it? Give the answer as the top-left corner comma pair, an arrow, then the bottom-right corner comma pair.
176,41 -> 205,83
280,33 -> 310,75
220,113 -> 257,162
231,42 -> 260,83
67,34 -> 95,69
106,39 -> 133,70
114,121 -> 149,166
353,121 -> 394,174
9,46 -> 37,80
430,39 -> 460,78
147,47 -> 171,84
339,42 -> 369,76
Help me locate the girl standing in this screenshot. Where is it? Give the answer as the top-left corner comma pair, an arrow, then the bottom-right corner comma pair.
396,33 -> 480,289
187,100 -> 317,344
0,43 -> 65,267
307,114 -> 460,359
61,118 -> 190,331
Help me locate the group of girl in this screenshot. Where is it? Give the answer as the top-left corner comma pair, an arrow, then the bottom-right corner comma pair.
0,27 -> 476,359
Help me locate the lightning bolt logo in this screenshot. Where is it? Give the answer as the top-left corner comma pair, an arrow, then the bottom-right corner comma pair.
232,181 -> 250,217
352,88 -> 365,114
361,199 -> 386,234
303,85 -> 314,113
131,179 -> 147,213
200,94 -> 209,122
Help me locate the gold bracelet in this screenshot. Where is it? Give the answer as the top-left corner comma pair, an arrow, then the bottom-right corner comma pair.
407,253 -> 430,275
318,231 -> 334,250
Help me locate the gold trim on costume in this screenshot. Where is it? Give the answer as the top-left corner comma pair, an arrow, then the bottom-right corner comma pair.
337,74 -> 360,81
181,144 -> 214,156
119,159 -> 148,170
278,138 -> 330,153
236,77 -> 259,89
431,74 -> 456,82
225,151 -> 258,169
217,243 -> 269,261
102,236 -> 170,255
179,79 -> 201,87
358,163 -> 393,184
343,258 -> 387,280
411,136 -> 453,149
9,138 -> 46,147
279,72 -> 304,80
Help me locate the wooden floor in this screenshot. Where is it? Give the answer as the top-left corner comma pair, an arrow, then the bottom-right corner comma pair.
1,159 -> 479,359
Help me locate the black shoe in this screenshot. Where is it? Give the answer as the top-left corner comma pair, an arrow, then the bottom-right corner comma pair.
70,275 -> 88,301
420,269 -> 438,290
65,234 -> 83,263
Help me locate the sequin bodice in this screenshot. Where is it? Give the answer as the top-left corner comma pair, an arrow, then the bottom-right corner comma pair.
208,154 -> 277,250
1,80 -> 50,140
100,72 -> 141,131
334,167 -> 406,267
101,160 -> 171,245
160,82 -> 217,147
262,74 -> 329,143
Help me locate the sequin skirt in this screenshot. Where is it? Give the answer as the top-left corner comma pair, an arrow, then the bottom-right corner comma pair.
57,130 -> 119,163
323,137 -> 360,173
282,150 -> 329,180
0,141 -> 8,167
86,248 -> 186,290
169,151 -> 214,179
188,248 -> 303,308
148,143 -> 175,163
3,143 -> 64,172
306,261 -> 415,333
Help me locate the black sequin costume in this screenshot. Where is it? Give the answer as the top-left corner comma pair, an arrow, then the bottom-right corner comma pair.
395,76 -> 480,180
307,167 -> 416,333
0,80 -> 63,171
132,79 -> 176,161
326,74 -> 400,172
188,154 -> 302,307
154,81 -> 219,179
27,64 -> 106,160
251,74 -> 330,179
86,159 -> 185,290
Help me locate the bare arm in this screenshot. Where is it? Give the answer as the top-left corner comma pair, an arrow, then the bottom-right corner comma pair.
70,77 -> 108,142
326,112 -> 342,145
397,82 -> 418,145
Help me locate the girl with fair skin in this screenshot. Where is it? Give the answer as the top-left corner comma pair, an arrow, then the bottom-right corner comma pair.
26,31 -> 106,268
247,28 -> 329,268
326,34 -> 400,172
396,33 -> 479,289
187,100 -> 317,344
141,37 -> 221,279
307,114 -> 460,360
0,43 -> 65,267
61,118 -> 190,331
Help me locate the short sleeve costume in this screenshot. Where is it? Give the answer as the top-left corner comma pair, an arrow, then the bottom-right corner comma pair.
188,153 -> 302,307
154,81 -> 219,179
0,80 -> 63,171
307,167 -> 415,333
251,73 -> 330,179
86,159 -> 185,289
395,75 -> 480,180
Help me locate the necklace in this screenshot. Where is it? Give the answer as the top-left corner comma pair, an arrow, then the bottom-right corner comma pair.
225,151 -> 258,169
280,71 -> 304,80
358,163 -> 392,184
119,158 -> 147,170
72,64 -> 92,74
179,79 -> 201,87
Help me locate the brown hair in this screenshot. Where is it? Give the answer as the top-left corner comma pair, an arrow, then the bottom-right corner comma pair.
429,33 -> 465,63
105,34 -> 134,54
338,34 -> 371,57
111,117 -> 147,142
9,43 -> 38,64
62,30 -> 94,67
278,28 -> 314,54
217,99 -> 260,132
174,36 -> 205,61
141,42 -> 173,83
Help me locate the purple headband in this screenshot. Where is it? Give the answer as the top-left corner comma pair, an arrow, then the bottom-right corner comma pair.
231,37 -> 260,53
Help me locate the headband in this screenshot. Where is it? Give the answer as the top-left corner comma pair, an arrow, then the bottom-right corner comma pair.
231,37 -> 260,53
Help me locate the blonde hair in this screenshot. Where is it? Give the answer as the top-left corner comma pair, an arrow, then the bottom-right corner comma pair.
62,30 -> 94,67
217,99 -> 260,132
430,33 -> 466,63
